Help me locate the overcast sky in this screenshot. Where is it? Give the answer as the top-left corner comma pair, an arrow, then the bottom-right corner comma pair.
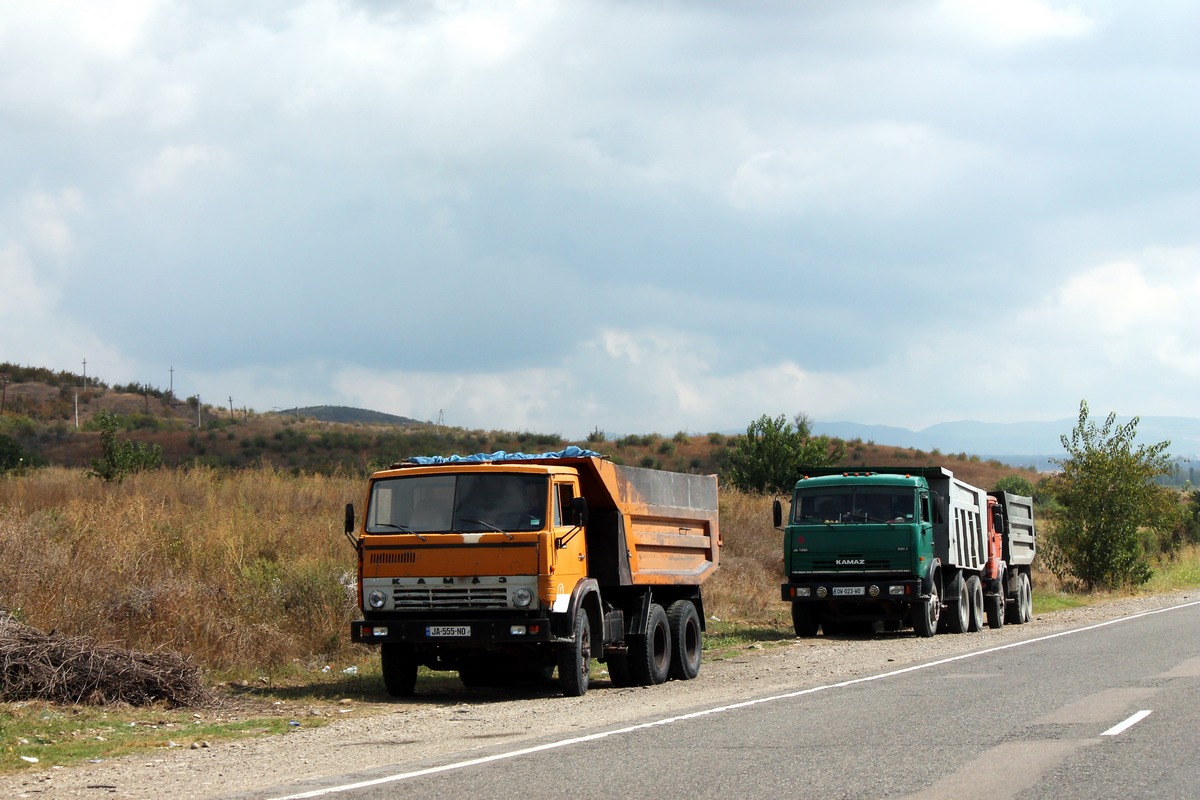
2,1 -> 1198,439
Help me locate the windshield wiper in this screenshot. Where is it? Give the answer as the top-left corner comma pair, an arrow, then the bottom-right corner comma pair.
373,522 -> 426,541
460,518 -> 514,540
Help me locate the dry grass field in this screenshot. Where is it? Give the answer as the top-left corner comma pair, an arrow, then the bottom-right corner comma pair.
0,462 -> 1052,675
0,467 -> 791,672
0,467 -> 360,672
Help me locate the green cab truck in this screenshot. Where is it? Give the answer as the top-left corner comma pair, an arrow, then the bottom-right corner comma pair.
772,467 -> 1036,637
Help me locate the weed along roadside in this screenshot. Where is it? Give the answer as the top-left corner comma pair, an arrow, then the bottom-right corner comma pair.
346,448 -> 721,697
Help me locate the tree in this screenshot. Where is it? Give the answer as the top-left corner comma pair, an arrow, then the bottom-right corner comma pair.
727,413 -> 845,494
0,434 -> 26,474
1049,400 -> 1177,590
87,409 -> 163,482
992,474 -> 1036,497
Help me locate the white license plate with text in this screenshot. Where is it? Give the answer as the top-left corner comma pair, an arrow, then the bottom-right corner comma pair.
426,625 -> 471,637
832,587 -> 864,596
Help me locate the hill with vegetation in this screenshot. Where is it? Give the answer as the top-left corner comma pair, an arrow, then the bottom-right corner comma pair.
0,362 -> 1040,489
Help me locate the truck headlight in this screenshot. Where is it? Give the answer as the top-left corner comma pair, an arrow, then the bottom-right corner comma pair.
512,587 -> 534,608
367,589 -> 387,609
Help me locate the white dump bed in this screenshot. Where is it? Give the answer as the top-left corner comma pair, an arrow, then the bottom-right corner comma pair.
927,470 -> 988,572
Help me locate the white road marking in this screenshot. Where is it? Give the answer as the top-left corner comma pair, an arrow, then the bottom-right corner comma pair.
1034,687 -> 1156,725
264,599 -> 1200,800
1101,709 -> 1153,736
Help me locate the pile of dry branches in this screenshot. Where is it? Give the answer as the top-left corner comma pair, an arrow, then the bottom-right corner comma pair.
0,615 -> 213,707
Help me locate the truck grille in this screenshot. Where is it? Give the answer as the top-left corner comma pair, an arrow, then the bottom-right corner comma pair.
810,558 -> 894,571
392,586 -> 508,610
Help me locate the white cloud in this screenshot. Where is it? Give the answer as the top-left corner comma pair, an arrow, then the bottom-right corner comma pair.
727,123 -> 1000,216
0,242 -> 128,376
939,0 -> 1094,45
325,328 -> 863,439
19,188 -> 85,262
134,144 -> 233,194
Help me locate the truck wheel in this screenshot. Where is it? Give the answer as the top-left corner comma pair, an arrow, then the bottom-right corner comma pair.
945,573 -> 970,634
629,603 -> 672,685
606,652 -> 635,687
986,580 -> 1005,630
557,605 -> 592,697
459,666 -> 505,688
1018,573 -> 1033,623
912,579 -> 939,638
380,643 -> 417,697
667,600 -> 702,680
791,602 -> 819,637
966,575 -> 984,633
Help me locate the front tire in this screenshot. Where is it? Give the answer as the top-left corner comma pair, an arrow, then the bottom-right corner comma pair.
629,602 -> 672,685
381,643 -> 417,697
912,578 -> 940,638
791,602 -> 819,637
557,605 -> 592,697
667,600 -> 702,680
559,606 -> 592,695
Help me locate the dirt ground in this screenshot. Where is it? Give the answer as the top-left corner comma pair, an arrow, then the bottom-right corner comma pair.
3,590 -> 1194,799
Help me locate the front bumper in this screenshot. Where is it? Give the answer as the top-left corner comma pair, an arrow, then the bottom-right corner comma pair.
781,578 -> 924,603
351,614 -> 556,646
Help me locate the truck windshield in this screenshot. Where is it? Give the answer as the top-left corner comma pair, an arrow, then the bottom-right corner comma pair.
365,473 -> 549,534
793,487 -> 914,525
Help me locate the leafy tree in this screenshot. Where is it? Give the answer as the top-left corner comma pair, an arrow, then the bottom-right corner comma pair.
0,434 -> 28,474
1049,400 -> 1178,590
727,413 -> 845,494
992,474 -> 1035,497
1180,491 -> 1200,546
87,410 -> 163,482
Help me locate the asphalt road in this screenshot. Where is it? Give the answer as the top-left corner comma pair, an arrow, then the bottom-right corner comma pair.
246,600 -> 1200,800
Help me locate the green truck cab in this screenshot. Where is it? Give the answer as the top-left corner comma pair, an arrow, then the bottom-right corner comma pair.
774,469 -> 943,636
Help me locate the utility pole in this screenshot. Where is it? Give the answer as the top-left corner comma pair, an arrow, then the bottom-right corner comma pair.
0,373 -> 8,415
169,366 -> 174,398
228,396 -> 234,417
81,358 -> 87,390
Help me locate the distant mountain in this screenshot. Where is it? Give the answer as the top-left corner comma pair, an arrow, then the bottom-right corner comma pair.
275,406 -> 425,426
812,416 -> 1200,464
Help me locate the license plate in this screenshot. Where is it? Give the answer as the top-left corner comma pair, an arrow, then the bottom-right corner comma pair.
426,625 -> 471,637
832,586 -> 864,596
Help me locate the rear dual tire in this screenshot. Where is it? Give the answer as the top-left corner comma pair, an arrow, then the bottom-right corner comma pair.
667,600 -> 702,681
630,603 -> 672,686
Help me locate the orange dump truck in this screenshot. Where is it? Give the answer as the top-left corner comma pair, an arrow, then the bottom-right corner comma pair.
346,448 -> 720,697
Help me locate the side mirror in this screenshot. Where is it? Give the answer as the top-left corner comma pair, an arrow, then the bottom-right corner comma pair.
343,503 -> 359,551
772,499 -> 783,529
571,496 -> 589,527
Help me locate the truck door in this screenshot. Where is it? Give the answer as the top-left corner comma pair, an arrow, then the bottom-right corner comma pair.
550,479 -> 588,612
917,491 -> 935,574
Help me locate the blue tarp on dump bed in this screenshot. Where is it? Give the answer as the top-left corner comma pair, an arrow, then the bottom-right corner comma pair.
404,446 -> 602,465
